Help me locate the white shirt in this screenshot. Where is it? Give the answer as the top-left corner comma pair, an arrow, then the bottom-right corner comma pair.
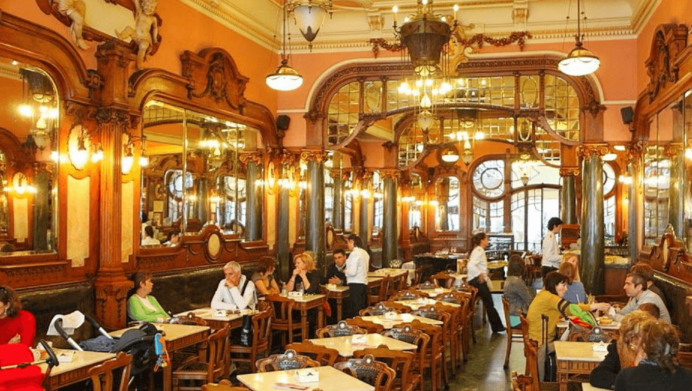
211,275 -> 256,310
541,231 -> 561,268
142,237 -> 161,245
345,247 -> 369,284
467,246 -> 487,281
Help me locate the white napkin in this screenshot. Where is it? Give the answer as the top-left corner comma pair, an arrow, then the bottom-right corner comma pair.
47,311 -> 86,336
593,341 -> 608,352
608,307 -> 617,317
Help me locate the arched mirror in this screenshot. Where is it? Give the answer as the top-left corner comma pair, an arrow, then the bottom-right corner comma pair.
434,176 -> 460,232
0,56 -> 59,255
140,100 -> 263,245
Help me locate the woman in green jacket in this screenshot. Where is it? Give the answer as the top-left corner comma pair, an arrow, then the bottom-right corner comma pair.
128,270 -> 169,323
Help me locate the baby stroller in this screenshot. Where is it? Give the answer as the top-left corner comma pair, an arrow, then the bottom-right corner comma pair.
0,340 -> 59,391
52,313 -> 160,390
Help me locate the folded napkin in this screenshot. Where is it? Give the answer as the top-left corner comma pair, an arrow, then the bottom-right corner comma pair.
47,311 -> 86,336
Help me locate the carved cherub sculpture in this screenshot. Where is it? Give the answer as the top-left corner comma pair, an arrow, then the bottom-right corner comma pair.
57,0 -> 89,50
115,0 -> 159,69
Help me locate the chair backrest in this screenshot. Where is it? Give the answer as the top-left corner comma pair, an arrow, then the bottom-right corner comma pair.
360,303 -> 397,316
371,275 -> 390,300
407,320 -> 444,356
256,349 -> 320,373
414,281 -> 436,291
381,324 -> 430,375
429,272 -> 456,288
345,317 -> 385,334
285,341 -> 340,366
353,346 -> 415,388
410,306 -> 446,321
413,267 -> 424,286
251,306 -> 273,347
381,300 -> 412,313
264,294 -> 296,322
387,271 -> 409,298
502,297 -> 512,330
393,290 -> 420,301
316,320 -> 367,338
677,351 -> 692,370
202,380 -> 250,391
174,312 -> 208,326
519,314 -> 540,391
207,326 -> 231,383
88,352 -> 133,391
334,354 -> 396,391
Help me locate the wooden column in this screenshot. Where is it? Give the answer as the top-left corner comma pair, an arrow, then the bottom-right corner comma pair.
578,144 -> 609,295
381,169 -> 399,266
560,168 -> 579,224
302,150 -> 326,271
359,171 -> 372,246
93,41 -> 136,329
243,154 -> 263,241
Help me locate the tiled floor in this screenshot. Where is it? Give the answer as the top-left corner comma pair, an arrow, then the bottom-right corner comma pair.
446,294 -> 526,391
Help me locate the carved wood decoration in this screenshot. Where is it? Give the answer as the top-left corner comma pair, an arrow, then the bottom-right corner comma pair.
36,0 -> 163,55
646,24 -> 689,103
181,48 -> 249,111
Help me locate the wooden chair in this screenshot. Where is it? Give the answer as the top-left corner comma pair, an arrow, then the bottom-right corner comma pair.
381,325 -> 429,391
402,320 -> 447,391
413,281 -> 436,291
334,354 -> 396,391
412,267 -> 424,286
429,272 -> 456,288
172,325 -> 230,391
316,320 -> 367,338
354,346 -> 419,391
502,297 -> 524,369
455,284 -> 479,344
229,306 -> 273,373
388,271 -> 409,298
264,294 -> 302,346
202,380 -> 250,391
411,306 -> 452,381
392,290 -> 420,301
346,317 -> 385,334
381,300 -> 413,313
255,349 -> 320,372
286,341 -> 340,366
360,303 -> 398,316
369,275 -> 391,306
677,350 -> 692,370
88,352 -> 133,391
518,314 -> 560,391
433,301 -> 462,374
438,292 -> 469,364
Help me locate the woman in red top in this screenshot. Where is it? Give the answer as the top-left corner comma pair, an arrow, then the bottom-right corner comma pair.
0,285 -> 36,346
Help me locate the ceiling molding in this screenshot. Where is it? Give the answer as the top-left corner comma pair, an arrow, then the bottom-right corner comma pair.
631,0 -> 663,35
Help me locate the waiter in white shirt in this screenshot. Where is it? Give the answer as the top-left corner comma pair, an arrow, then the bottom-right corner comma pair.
344,234 -> 369,318
541,217 -> 563,279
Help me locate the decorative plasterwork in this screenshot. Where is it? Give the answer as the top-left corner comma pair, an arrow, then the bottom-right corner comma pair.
645,24 -> 689,103
559,167 -> 580,177
577,144 -> 609,159
181,48 -> 249,111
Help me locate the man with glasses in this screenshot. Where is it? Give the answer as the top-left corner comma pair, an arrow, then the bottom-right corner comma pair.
211,262 -> 256,310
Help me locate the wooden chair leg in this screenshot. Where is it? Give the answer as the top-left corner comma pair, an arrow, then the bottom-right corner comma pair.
504,331 -> 512,369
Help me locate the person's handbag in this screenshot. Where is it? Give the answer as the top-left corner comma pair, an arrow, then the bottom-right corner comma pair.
557,300 -> 609,343
542,314 -> 557,382
238,279 -> 254,347
323,300 -> 332,317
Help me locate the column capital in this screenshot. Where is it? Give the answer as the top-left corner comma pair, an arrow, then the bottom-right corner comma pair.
304,109 -> 326,124
380,169 -> 401,180
577,143 -> 609,159
663,143 -> 684,159
239,152 -> 263,165
300,150 -> 328,164
559,167 -> 580,177
94,107 -> 139,129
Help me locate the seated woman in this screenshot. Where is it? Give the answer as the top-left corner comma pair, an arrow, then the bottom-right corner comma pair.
285,252 -> 321,294
558,261 -> 586,304
614,318 -> 692,390
527,272 -> 610,381
0,285 -> 35,346
165,229 -> 180,247
590,310 -> 656,389
128,271 -> 169,323
251,258 -> 280,296
141,225 -> 160,246
503,260 -> 534,328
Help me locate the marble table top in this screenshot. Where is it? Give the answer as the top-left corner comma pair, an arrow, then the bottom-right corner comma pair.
39,349 -> 116,377
109,323 -> 209,341
554,341 -> 608,362
309,334 -> 418,357
237,365 -> 374,391
361,314 -> 443,329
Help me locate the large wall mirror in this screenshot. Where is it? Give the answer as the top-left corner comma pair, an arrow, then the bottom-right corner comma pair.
0,56 -> 59,255
434,176 -> 460,232
643,109 -> 672,246
140,100 -> 264,245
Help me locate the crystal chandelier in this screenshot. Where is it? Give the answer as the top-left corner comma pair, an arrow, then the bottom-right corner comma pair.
558,0 -> 600,76
267,2 -> 303,91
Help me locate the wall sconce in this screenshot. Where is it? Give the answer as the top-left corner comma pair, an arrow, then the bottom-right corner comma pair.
520,172 -> 529,186
68,125 -> 94,171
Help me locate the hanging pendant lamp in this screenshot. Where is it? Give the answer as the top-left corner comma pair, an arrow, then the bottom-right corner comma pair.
267,3 -> 303,91
559,0 -> 600,76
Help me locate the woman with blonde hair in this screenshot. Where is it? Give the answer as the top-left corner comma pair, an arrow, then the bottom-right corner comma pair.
286,252 -> 321,294
558,261 -> 586,304
614,318 -> 692,390
590,310 -> 656,389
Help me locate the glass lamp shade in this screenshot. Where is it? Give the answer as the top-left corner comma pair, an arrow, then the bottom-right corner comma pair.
461,150 -> 473,165
122,153 -> 134,175
417,110 -> 433,130
293,3 -> 328,42
520,173 -> 529,186
266,60 -> 304,91
72,146 -> 89,171
441,150 -> 459,163
32,132 -> 48,150
558,43 -> 600,76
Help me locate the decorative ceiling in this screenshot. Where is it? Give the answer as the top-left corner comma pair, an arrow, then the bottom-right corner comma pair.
180,0 -> 658,52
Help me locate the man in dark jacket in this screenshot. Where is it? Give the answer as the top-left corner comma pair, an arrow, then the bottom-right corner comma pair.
323,249 -> 347,285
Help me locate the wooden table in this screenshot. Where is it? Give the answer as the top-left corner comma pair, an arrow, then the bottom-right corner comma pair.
368,268 -> 409,279
361,314 -> 443,329
40,349 -> 116,390
237,365 -> 374,391
174,307 -> 246,330
288,294 -> 326,340
556,319 -> 621,331
309,333 -> 417,358
323,285 -> 350,322
554,341 -> 608,391
395,298 -> 460,311
110,323 -> 210,391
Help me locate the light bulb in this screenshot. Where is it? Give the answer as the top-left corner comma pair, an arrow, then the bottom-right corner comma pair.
474,131 -> 485,140
139,155 -> 150,167
420,93 -> 432,109
18,105 -> 33,117
122,154 -> 134,175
